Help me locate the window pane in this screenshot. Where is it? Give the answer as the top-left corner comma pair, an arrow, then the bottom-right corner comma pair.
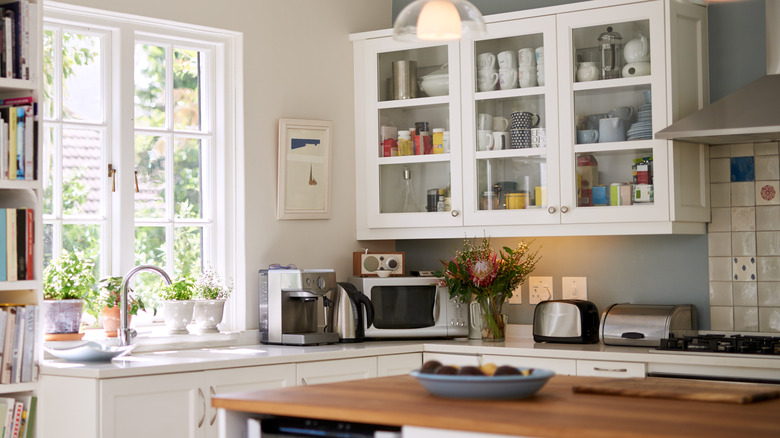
134,44 -> 166,128
43,126 -> 55,215
43,30 -> 55,120
62,224 -> 101,277
62,32 -> 101,122
62,128 -> 102,217
174,137 -> 202,219
174,226 -> 202,278
135,226 -> 166,267
173,48 -> 200,131
43,224 -> 53,267
135,135 -> 166,218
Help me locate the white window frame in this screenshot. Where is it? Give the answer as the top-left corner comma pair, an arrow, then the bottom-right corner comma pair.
44,2 -> 246,333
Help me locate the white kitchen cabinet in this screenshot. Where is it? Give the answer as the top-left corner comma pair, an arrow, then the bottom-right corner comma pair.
378,353 -> 422,377
481,354 -> 577,376
351,0 -> 709,240
422,352 -> 480,367
576,359 -> 646,378
296,356 -> 377,386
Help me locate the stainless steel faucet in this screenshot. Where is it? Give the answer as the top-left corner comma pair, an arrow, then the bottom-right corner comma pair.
119,265 -> 172,346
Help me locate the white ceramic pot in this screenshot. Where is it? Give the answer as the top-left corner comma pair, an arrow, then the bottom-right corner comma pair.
193,300 -> 226,334
42,299 -> 85,335
162,300 -> 195,334
419,73 -> 448,96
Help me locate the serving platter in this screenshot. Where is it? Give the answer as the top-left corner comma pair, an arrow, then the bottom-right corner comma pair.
410,368 -> 554,400
44,341 -> 136,362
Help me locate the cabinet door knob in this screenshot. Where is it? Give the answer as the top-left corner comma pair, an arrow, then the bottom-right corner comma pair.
451,210 -> 459,217
547,206 -> 556,214
561,206 -> 569,213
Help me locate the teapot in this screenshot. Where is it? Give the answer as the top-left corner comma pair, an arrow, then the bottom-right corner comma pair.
624,33 -> 650,63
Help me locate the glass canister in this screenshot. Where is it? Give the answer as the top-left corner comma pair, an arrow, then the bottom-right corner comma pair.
480,191 -> 499,210
598,26 -> 623,79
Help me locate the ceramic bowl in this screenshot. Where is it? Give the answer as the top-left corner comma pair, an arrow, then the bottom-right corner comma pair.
419,73 -> 448,97
44,341 -> 136,362
410,367 -> 555,399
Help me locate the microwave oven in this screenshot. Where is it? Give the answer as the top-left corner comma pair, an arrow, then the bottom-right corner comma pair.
349,276 -> 468,339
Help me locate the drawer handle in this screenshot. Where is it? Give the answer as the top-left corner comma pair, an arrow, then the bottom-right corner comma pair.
301,377 -> 308,386
197,388 -> 206,428
594,367 -> 628,373
209,386 -> 217,426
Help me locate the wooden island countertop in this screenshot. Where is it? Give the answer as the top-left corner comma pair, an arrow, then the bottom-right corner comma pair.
212,375 -> 780,438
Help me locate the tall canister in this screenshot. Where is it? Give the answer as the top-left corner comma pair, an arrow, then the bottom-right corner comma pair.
392,60 -> 418,100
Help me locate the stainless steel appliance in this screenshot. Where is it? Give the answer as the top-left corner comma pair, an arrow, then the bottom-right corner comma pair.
324,282 -> 374,342
532,299 -> 600,344
600,303 -> 697,347
349,276 -> 467,339
258,268 -> 340,345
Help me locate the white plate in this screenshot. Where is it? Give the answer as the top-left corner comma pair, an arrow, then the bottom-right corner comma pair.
410,368 -> 555,400
44,341 -> 136,362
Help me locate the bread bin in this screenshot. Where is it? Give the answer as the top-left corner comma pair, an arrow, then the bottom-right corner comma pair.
533,300 -> 600,344
600,303 -> 698,347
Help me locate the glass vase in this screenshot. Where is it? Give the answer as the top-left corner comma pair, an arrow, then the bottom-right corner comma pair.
478,296 -> 507,342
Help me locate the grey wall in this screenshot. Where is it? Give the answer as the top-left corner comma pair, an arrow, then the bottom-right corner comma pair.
392,0 -> 769,329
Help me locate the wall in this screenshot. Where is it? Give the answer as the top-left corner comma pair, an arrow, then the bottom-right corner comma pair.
52,0 -> 395,329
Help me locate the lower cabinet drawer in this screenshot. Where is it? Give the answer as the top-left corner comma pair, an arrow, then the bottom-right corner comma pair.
481,354 -> 577,376
577,360 -> 646,378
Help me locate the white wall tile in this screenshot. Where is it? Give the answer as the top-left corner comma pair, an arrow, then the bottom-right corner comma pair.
758,307 -> 780,332
757,256 -> 780,281
733,256 -> 757,281
708,232 -> 731,256
710,157 -> 731,183
757,231 -> 780,256
710,306 -> 734,331
758,282 -> 780,306
709,281 -> 733,306
731,182 -> 756,207
709,257 -> 733,281
734,307 -> 759,332
710,144 -> 731,158
731,232 -> 756,256
731,143 -> 755,157
755,155 -> 780,180
756,181 -> 780,206
755,141 -> 779,156
756,206 -> 780,231
731,207 -> 755,231
733,281 -> 757,306
710,207 -> 731,232
711,183 -> 731,208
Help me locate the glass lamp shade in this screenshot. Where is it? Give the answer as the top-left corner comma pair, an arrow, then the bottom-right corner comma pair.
393,0 -> 486,42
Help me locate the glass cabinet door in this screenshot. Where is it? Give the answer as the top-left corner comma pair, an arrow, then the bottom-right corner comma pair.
557,1 -> 669,224
363,39 -> 463,229
461,16 -> 560,226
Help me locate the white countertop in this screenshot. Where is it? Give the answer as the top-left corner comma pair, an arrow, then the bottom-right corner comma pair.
40,335 -> 780,380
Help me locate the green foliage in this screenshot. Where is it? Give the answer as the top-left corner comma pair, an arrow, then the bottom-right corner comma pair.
42,249 -> 98,302
193,268 -> 232,300
160,276 -> 195,301
91,276 -> 149,318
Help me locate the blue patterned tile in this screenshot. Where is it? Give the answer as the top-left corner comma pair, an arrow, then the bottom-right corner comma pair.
731,156 -> 755,182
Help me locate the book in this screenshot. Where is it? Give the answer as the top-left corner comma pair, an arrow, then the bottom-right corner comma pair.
4,208 -> 14,282
14,208 -> 23,281
0,306 -> 15,384
9,400 -> 21,438
20,396 -> 33,438
0,308 -> 7,369
0,210 -> 5,281
19,305 -> 33,383
1,121 -> 7,179
14,106 -> 22,179
6,106 -> 14,180
2,14 -> 12,78
22,105 -> 30,180
0,397 -> 13,438
9,306 -> 23,384
23,208 -> 30,281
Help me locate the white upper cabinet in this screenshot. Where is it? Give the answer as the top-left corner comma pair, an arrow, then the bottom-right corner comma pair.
351,0 -> 710,240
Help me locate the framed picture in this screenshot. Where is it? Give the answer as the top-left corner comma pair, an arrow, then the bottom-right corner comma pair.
277,118 -> 333,220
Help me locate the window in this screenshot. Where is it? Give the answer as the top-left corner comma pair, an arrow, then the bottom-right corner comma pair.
43,4 -> 244,331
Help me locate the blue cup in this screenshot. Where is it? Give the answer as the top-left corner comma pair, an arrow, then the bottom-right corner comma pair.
576,129 -> 599,144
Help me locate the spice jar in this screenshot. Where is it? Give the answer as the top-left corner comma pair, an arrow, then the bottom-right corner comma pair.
480,191 -> 499,210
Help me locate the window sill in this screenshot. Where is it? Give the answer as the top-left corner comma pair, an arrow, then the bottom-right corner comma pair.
77,326 -> 260,354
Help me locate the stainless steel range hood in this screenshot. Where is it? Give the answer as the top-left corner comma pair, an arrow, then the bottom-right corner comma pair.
656,1 -> 779,145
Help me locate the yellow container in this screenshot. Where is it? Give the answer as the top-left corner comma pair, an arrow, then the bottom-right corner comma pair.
534,186 -> 548,206
506,192 -> 528,209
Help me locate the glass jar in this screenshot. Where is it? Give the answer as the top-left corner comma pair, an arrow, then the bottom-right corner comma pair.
480,191 -> 499,210
598,26 -> 623,79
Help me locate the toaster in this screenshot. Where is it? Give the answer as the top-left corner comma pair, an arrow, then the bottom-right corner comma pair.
600,303 -> 698,347
533,300 -> 600,344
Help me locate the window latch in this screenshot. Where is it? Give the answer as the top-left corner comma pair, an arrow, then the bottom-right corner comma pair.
108,164 -> 116,192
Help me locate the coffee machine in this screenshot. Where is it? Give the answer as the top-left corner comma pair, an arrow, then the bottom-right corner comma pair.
259,268 -> 340,345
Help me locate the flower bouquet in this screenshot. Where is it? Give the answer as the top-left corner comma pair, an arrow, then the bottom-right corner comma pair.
436,237 -> 538,341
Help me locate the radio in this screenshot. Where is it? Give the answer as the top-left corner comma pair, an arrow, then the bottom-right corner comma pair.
352,251 -> 405,277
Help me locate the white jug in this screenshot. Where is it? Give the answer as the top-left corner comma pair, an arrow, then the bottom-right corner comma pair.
624,33 -> 650,63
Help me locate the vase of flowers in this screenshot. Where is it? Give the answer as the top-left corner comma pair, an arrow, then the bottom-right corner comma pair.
436,237 -> 538,342
192,268 -> 232,334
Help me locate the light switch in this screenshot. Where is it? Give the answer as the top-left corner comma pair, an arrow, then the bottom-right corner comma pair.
562,277 -> 587,300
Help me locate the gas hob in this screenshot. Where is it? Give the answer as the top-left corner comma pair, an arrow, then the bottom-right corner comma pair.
657,334 -> 780,355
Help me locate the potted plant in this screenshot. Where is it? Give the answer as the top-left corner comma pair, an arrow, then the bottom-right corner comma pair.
159,276 -> 195,334
435,237 -> 538,342
42,249 -> 98,340
192,268 -> 232,334
93,276 -> 149,338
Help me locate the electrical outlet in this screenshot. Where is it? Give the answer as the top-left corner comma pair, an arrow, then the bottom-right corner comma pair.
509,283 -> 523,304
528,276 -> 553,304
562,277 -> 587,300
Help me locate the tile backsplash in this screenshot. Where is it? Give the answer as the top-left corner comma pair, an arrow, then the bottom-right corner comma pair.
708,142 -> 780,332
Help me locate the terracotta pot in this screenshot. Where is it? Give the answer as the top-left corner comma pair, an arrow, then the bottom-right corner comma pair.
100,305 -> 132,338
193,300 -> 225,334
162,300 -> 195,334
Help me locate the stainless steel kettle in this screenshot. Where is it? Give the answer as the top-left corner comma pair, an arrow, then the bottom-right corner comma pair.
325,282 -> 375,342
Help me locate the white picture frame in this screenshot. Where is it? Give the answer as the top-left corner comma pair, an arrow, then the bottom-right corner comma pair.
276,118 -> 333,220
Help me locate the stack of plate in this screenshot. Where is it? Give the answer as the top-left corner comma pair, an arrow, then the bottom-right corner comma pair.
627,103 -> 652,140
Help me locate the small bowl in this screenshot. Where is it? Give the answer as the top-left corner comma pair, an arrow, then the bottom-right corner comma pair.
419,73 -> 449,97
375,270 -> 391,278
410,367 -> 555,399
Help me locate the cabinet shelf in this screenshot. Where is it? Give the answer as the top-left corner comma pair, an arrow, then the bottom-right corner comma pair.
0,280 -> 40,292
0,180 -> 40,190
377,95 -> 449,110
476,147 -> 547,160
378,154 -> 451,165
475,86 -> 547,101
572,76 -> 651,92
0,381 -> 37,395
0,77 -> 34,92
574,140 -> 654,154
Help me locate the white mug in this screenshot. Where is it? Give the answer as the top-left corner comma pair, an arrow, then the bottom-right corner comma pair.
535,47 -> 545,65
493,116 -> 510,132
599,117 -> 626,143
577,62 -> 599,82
477,52 -> 497,70
518,66 -> 537,88
492,131 -> 510,150
536,64 -> 545,86
497,50 -> 517,69
478,113 -> 493,130
517,48 -> 536,67
477,70 -> 499,92
477,129 -> 495,151
498,68 -> 518,90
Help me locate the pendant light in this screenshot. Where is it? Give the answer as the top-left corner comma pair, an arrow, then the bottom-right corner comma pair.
393,0 -> 486,42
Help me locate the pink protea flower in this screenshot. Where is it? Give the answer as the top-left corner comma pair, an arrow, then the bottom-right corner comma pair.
468,253 -> 497,287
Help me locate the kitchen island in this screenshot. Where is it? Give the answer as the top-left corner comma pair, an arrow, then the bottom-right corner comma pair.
212,374 -> 780,438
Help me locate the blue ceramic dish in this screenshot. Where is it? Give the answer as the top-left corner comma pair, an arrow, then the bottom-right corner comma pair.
410,367 -> 555,400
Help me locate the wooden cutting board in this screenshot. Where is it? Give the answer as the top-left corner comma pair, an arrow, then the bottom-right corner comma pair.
573,377 -> 780,404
